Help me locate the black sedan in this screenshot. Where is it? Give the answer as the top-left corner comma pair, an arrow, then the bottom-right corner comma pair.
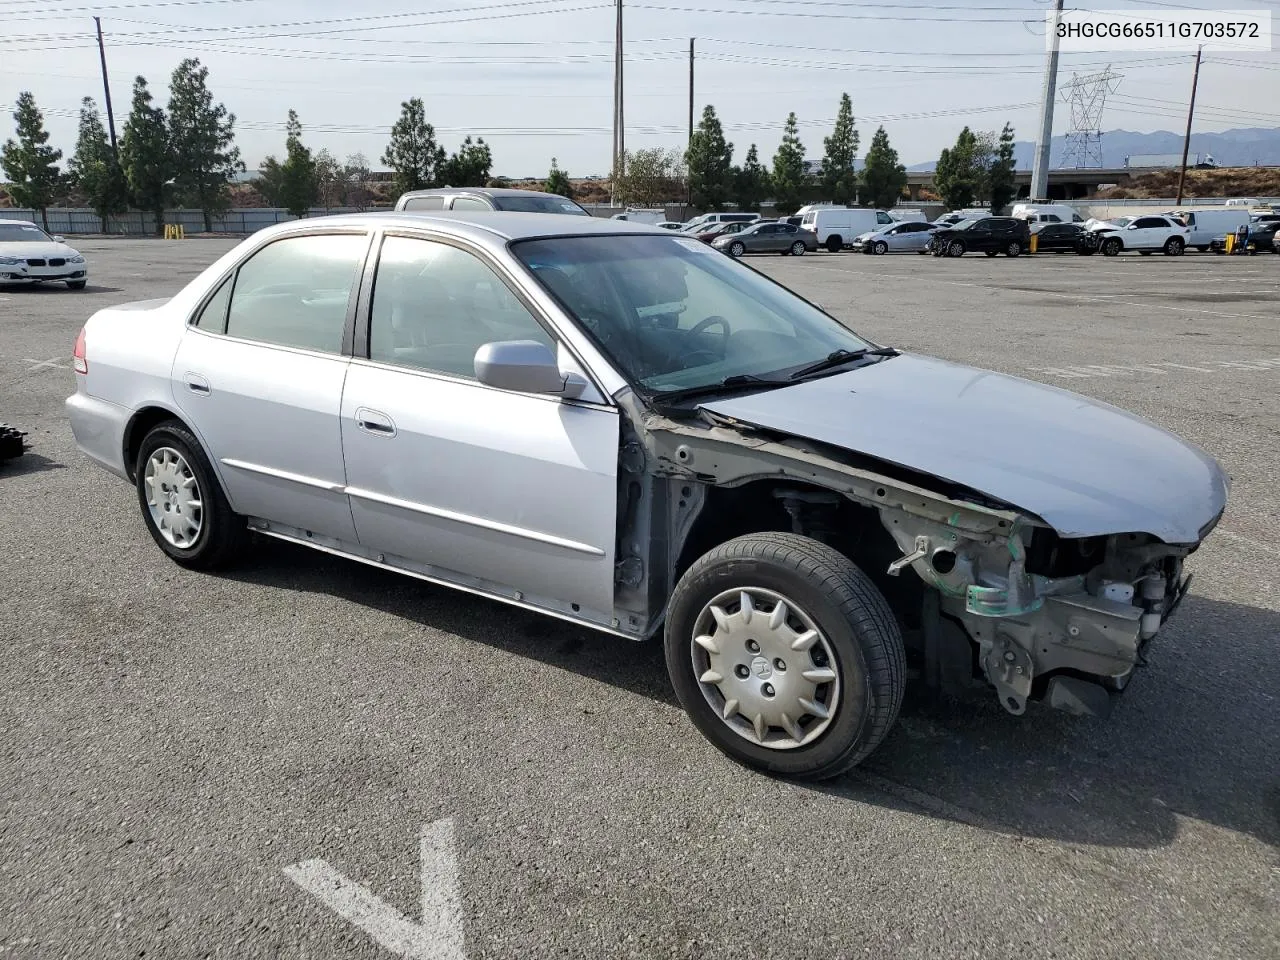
1032,222 -> 1100,256
1208,222 -> 1279,254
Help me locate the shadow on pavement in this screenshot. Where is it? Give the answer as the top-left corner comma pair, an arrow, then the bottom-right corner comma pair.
0,452 -> 66,476
229,538 -> 1279,852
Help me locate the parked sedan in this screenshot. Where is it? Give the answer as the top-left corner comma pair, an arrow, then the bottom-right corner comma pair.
0,219 -> 89,289
711,221 -> 819,257
1031,222 -> 1100,255
66,213 -> 1227,781
694,219 -> 757,244
850,221 -> 935,255
1208,221 -> 1279,254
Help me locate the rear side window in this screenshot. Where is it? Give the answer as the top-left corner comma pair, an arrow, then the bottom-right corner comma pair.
194,275 -> 233,332
402,196 -> 445,211
1134,217 -> 1166,229
224,234 -> 366,354
450,197 -> 491,211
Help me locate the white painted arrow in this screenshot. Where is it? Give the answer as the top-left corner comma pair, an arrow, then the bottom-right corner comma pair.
284,819 -> 466,960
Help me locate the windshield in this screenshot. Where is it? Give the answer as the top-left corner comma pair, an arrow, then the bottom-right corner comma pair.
512,234 -> 872,394
493,196 -> 590,216
0,223 -> 51,243
949,219 -> 975,230
1108,217 -> 1135,228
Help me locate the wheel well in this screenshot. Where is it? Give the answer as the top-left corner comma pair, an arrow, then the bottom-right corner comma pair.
123,406 -> 188,482
673,479 -> 925,633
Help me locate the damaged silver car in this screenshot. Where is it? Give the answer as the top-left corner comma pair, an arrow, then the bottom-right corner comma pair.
65,214 -> 1229,780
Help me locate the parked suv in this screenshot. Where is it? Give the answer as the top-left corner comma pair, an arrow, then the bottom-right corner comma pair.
1087,215 -> 1190,257
928,217 -> 1031,257
396,187 -> 591,216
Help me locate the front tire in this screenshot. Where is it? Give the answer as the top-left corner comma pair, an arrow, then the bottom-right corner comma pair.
790,240 -> 807,256
728,241 -> 745,259
135,421 -> 248,570
1102,237 -> 1122,257
664,533 -> 906,780
947,240 -> 965,258
872,241 -> 888,255
826,236 -> 843,253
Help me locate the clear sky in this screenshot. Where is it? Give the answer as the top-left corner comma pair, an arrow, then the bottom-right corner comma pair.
2,0 -> 1277,178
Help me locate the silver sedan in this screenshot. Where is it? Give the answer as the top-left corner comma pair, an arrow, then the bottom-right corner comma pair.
850,221 -> 936,255
66,213 -> 1227,780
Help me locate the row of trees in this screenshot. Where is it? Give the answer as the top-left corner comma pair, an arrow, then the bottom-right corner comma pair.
934,123 -> 1018,212
672,94 -> 910,214
1,59 -> 241,231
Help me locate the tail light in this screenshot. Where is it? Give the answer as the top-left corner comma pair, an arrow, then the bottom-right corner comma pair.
73,327 -> 87,374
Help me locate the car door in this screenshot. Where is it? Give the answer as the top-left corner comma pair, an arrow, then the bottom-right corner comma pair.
339,231 -> 620,621
776,223 -> 800,249
966,220 -> 992,250
1128,217 -> 1164,249
171,230 -> 370,542
1037,224 -> 1063,250
747,224 -> 777,251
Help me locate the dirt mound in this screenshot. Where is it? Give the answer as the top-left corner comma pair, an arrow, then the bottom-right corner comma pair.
1097,166 -> 1280,199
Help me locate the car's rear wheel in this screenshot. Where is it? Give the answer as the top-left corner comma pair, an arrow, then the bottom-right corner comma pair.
135,420 -> 248,570
947,240 -> 965,257
728,241 -> 745,259
664,533 -> 906,780
1102,237 -> 1123,257
1006,241 -> 1023,257
790,240 -> 807,256
1164,237 -> 1185,256
826,236 -> 842,253
66,280 -> 87,290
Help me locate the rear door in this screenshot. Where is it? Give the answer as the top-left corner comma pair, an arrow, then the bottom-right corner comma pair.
748,224 -> 779,251
171,230 -> 371,541
1129,216 -> 1166,248
339,231 -> 620,620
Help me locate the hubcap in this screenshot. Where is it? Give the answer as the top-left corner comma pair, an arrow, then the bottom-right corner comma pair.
690,587 -> 840,750
144,446 -> 203,548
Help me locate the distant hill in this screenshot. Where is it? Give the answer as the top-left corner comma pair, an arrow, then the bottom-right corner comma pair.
906,126 -> 1280,171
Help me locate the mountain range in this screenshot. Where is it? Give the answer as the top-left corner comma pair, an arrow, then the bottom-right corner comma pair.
905,127 -> 1280,171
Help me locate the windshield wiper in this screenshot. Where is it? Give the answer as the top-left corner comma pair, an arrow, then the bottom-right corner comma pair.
650,374 -> 782,409
788,346 -> 898,381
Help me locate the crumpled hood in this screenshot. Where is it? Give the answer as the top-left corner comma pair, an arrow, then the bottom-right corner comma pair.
701,354 -> 1228,543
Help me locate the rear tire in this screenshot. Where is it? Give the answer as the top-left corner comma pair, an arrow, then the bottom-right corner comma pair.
134,420 -> 249,570
1006,241 -> 1023,257
665,532 -> 906,781
826,236 -> 843,253
1164,237 -> 1185,256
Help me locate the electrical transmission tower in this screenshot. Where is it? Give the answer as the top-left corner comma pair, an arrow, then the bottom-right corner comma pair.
1060,66 -> 1122,168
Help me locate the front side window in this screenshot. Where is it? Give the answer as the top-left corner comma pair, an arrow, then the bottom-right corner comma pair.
224,233 -> 366,354
513,235 -> 872,395
368,235 -> 553,379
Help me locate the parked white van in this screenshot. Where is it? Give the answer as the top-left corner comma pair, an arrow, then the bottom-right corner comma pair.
800,208 -> 895,251
1174,208 -> 1252,250
1010,203 -> 1085,224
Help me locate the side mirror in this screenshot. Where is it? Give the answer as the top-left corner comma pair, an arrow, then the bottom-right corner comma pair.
474,340 -> 586,399
1127,224 -> 1139,230
52,235 -> 66,243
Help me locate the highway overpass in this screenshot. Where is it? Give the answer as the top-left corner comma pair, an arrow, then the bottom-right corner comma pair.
905,167 -> 1140,202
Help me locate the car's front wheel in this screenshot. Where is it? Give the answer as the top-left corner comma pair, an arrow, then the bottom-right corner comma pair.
947,240 -> 965,257
871,241 -> 888,255
664,533 -> 906,780
1102,237 -> 1123,257
826,236 -> 842,253
728,241 -> 745,259
790,240 -> 807,256
135,420 -> 248,570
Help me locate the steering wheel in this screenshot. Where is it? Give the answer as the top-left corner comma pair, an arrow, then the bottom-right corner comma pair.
687,315 -> 731,360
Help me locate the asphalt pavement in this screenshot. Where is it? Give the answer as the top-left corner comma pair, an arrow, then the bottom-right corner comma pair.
1,238 -> 1277,960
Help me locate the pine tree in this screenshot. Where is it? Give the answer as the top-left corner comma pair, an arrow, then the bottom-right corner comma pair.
439,135 -> 492,187
545,157 -> 573,198
382,98 -> 445,195
857,126 -> 907,210
734,144 -> 770,211
119,76 -> 171,235
685,105 -> 734,211
167,58 -> 243,231
69,97 -> 129,232
771,113 -> 806,214
987,122 -> 1017,214
0,92 -> 64,229
933,126 -> 983,210
821,93 -> 859,206
278,110 -> 318,217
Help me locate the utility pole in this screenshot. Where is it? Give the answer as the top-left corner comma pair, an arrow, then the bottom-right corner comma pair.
94,16 -> 119,157
617,0 -> 624,177
1175,45 -> 1203,206
688,38 -> 695,148
1030,0 -> 1064,202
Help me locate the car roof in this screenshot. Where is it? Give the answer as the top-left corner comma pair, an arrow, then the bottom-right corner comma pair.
0,219 -> 39,227
250,210 -> 668,244
397,187 -> 571,199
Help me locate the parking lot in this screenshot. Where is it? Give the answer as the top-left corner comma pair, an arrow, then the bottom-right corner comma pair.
2,239 -> 1277,959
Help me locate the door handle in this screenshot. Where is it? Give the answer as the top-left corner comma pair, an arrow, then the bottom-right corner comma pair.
184,373 -> 211,395
355,407 -> 396,437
